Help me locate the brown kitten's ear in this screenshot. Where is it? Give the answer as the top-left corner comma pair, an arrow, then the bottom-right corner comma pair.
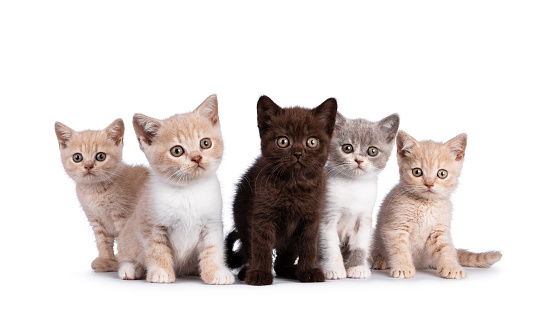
379,113 -> 400,143
194,94 -> 219,125
397,130 -> 418,158
446,133 -> 467,161
104,118 -> 125,146
257,95 -> 283,133
55,121 -> 74,149
133,113 -> 161,148
312,98 -> 338,137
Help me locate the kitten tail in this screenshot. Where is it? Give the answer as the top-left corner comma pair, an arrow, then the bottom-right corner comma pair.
457,249 -> 502,268
225,229 -> 243,269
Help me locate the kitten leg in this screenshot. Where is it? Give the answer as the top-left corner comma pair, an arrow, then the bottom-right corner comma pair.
90,219 -> 118,272
426,228 -> 465,279
145,226 -> 175,283
198,220 -> 235,285
296,220 -> 325,283
118,261 -> 144,280
245,221 -> 276,286
383,226 -> 415,278
319,219 -> 346,280
344,215 -> 372,279
274,247 -> 298,279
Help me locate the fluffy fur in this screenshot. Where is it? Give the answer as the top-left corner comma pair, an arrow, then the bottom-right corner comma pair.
117,94 -> 234,285
55,119 -> 149,272
370,131 -> 502,279
319,113 -> 399,280
225,95 -> 337,285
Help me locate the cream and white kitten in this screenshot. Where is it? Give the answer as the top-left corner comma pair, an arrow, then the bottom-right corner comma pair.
116,95 -> 233,285
320,113 -> 399,279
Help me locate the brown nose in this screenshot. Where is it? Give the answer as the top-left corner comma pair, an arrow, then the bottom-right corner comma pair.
293,152 -> 302,159
191,155 -> 202,164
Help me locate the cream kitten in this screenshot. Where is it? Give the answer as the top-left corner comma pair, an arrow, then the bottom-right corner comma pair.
117,94 -> 234,285
320,113 -> 399,280
55,119 -> 149,272
371,131 -> 502,279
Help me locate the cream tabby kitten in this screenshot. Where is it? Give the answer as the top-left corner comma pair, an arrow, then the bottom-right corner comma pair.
117,94 -> 234,285
320,113 -> 399,280
371,131 -> 502,279
55,119 -> 149,272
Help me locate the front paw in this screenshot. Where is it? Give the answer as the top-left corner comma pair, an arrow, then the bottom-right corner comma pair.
371,256 -> 388,270
146,267 -> 175,283
91,257 -> 118,272
245,269 -> 273,286
298,268 -> 325,283
324,265 -> 346,280
438,265 -> 465,279
202,268 -> 235,285
347,265 -> 371,279
391,265 -> 415,279
118,262 -> 143,280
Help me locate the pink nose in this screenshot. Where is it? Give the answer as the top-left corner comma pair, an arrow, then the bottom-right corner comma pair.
425,182 -> 434,189
191,155 -> 202,164
355,159 -> 363,164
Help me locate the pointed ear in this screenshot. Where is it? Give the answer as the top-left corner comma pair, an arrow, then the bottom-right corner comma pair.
194,94 -> 219,125
312,98 -> 338,137
397,130 -> 418,158
133,113 -> 161,148
378,113 -> 400,143
446,133 -> 467,161
257,95 -> 283,133
104,118 -> 125,146
335,112 -> 347,131
55,121 -> 74,149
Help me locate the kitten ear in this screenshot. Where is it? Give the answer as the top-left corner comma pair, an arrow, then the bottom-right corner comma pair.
378,113 -> 400,143
335,112 -> 347,130
194,94 -> 219,125
54,121 -> 74,149
104,118 -> 125,146
257,95 -> 283,133
446,133 -> 467,161
397,130 -> 418,158
133,113 -> 161,148
312,98 -> 338,137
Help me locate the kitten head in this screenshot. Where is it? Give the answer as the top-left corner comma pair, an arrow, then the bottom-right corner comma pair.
55,119 -> 125,185
256,95 -> 337,177
396,130 -> 467,200
327,113 -> 399,179
133,94 -> 223,186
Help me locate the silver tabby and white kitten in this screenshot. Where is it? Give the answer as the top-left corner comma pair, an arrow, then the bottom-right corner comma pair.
319,112 -> 399,279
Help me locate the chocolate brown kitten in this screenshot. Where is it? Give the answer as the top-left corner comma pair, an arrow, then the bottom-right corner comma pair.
226,95 -> 337,285
55,119 -> 148,272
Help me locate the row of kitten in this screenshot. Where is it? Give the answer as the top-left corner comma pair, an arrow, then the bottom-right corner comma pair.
55,94 -> 501,286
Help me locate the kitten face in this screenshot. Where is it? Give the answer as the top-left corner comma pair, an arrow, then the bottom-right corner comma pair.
55,119 -> 125,185
396,131 -> 467,200
257,96 -> 337,176
133,95 -> 223,185
328,113 -> 399,179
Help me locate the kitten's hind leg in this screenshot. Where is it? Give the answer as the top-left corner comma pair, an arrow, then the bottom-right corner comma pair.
344,216 -> 372,279
90,220 -> 118,272
118,261 -> 144,280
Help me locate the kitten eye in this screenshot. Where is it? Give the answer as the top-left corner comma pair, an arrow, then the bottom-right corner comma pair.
412,168 -> 423,177
368,146 -> 379,157
170,146 -> 185,157
95,152 -> 106,161
72,153 -> 83,163
306,137 -> 319,149
276,136 -> 290,148
437,169 -> 448,179
342,144 -> 354,153
200,138 -> 212,149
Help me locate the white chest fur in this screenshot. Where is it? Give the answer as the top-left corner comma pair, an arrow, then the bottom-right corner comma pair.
327,176 -> 378,215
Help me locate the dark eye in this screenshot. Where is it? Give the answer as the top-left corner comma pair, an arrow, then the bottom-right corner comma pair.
368,146 -> 379,157
412,168 -> 423,177
200,138 -> 212,149
277,136 -> 290,148
306,137 -> 319,149
342,144 -> 353,153
170,146 -> 185,157
95,152 -> 106,161
72,153 -> 83,163
437,169 -> 448,179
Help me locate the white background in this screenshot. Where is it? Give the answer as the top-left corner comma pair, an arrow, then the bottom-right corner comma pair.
1,1 -> 553,310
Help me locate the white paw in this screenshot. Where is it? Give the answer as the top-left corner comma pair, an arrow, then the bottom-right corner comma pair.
347,265 -> 371,279
147,267 -> 175,283
118,262 -> 138,280
208,268 -> 235,285
324,265 -> 347,280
